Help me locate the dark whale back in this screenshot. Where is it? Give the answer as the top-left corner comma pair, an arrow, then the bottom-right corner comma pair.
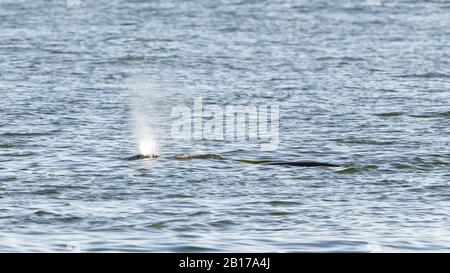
265,161 -> 339,167
125,154 -> 158,160
125,153 -> 340,167
234,158 -> 339,167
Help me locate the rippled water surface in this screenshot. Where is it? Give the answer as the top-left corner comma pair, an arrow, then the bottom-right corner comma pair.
1,0 -> 449,252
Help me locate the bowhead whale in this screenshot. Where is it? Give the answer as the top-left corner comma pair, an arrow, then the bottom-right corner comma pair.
125,153 -> 339,167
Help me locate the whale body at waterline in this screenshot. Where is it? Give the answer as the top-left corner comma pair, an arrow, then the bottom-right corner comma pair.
125,154 -> 159,160
254,161 -> 338,167
125,153 -> 340,167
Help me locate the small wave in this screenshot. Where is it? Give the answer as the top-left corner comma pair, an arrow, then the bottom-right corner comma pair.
374,112 -> 404,117
335,139 -> 395,145
335,167 -> 360,174
189,211 -> 210,217
409,111 -> 450,118
0,151 -> 34,157
0,176 -> 16,182
396,72 -> 450,79
32,210 -> 82,223
2,130 -> 60,137
166,193 -> 193,199
392,163 -> 413,169
208,220 -> 235,227
117,55 -> 145,62
34,210 -> 58,216
219,26 -> 239,33
170,245 -> 219,252
147,221 -> 169,229
315,56 -> 366,62
270,211 -> 294,216
268,200 -> 302,206
0,144 -> 12,148
33,189 -> 59,195
292,5 -> 313,13
42,49 -> 89,55
336,165 -> 378,174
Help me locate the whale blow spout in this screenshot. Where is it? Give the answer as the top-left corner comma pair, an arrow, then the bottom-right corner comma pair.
126,154 -> 159,160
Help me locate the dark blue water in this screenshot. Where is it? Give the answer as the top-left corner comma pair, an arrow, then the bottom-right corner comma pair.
0,0 -> 449,252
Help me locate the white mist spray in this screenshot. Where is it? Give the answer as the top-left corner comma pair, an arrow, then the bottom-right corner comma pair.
129,80 -> 159,156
